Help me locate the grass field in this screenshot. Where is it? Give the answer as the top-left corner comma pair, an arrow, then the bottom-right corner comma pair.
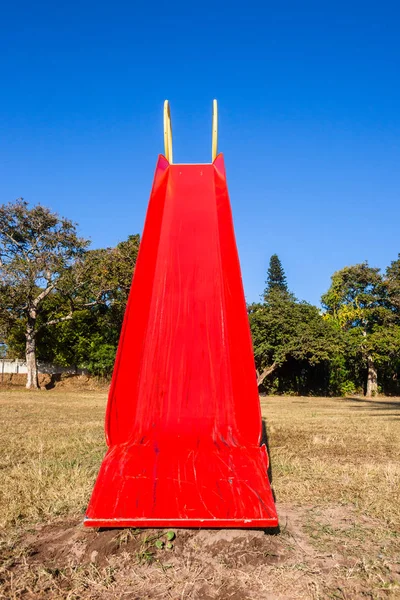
0,389 -> 399,599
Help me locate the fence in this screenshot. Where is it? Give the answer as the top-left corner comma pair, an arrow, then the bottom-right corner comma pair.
0,359 -> 87,381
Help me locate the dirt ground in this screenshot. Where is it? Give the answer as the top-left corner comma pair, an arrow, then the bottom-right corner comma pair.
0,390 -> 399,599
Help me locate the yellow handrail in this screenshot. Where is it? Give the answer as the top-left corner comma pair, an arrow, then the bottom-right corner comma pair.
164,100 -> 218,163
163,100 -> 173,163
212,99 -> 218,161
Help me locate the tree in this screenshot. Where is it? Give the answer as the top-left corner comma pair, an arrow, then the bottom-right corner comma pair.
2,230 -> 141,382
249,291 -> 341,390
71,234 -> 140,308
0,199 -> 90,388
264,254 -> 288,299
321,262 -> 391,397
386,254 -> 400,315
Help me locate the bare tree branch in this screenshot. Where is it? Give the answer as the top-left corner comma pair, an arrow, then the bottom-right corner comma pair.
0,229 -> 30,262
38,312 -> 74,331
32,283 -> 56,308
257,362 -> 277,387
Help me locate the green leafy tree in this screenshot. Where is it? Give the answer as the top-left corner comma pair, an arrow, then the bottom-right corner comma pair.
4,232 -> 140,380
386,254 -> 400,315
249,292 -> 341,390
0,199 -> 89,388
83,342 -> 119,378
321,262 -> 392,397
70,234 -> 140,308
264,254 -> 289,299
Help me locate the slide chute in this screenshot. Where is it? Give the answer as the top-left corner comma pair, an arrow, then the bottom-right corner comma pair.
85,102 -> 278,528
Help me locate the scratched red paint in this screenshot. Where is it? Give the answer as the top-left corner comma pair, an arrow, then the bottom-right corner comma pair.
85,155 -> 279,528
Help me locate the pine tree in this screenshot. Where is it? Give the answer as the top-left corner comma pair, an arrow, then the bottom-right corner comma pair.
264,254 -> 288,299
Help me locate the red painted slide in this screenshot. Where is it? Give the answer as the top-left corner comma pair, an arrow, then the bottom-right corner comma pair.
85,107 -> 278,528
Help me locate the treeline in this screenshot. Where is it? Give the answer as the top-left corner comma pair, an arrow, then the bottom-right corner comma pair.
249,255 -> 400,397
1,200 -> 399,395
0,200 -> 140,387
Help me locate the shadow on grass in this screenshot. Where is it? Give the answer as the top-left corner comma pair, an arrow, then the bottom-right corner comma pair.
343,396 -> 400,420
344,396 -> 400,408
44,374 -> 62,390
261,419 -> 273,486
261,419 -> 280,535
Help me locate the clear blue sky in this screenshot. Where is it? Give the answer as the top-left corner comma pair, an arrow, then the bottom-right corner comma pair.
1,1 -> 399,306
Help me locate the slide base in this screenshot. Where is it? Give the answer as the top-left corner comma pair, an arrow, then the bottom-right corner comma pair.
85,441 -> 278,528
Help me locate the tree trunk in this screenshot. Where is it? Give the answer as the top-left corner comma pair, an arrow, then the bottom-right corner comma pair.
26,318 -> 39,390
257,362 -> 277,387
366,355 -> 378,397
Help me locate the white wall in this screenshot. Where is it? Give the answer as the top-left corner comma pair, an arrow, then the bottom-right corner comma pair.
0,359 -> 88,376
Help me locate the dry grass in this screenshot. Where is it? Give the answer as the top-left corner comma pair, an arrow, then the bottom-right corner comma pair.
263,395 -> 400,526
0,389 -> 399,599
0,389 -> 105,529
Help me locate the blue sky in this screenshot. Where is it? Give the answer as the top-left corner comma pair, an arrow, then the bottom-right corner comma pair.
1,1 -> 399,305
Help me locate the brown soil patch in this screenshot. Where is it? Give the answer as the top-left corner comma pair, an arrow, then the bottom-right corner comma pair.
0,372 -> 52,387
0,372 -> 108,390
2,503 -> 399,599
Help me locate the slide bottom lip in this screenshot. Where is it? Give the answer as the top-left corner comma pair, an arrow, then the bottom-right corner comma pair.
84,517 -> 279,529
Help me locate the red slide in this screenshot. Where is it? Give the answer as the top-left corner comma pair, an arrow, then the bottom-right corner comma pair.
85,106 -> 278,528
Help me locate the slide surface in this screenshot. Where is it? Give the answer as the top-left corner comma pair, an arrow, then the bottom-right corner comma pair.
85,155 -> 278,527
